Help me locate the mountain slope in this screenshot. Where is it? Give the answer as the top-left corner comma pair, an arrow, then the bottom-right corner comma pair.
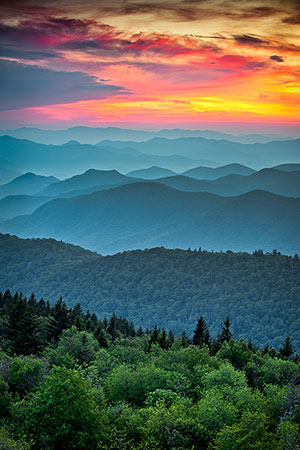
182,163 -> 255,180
39,169 -> 133,196
0,168 -> 22,185
1,233 -> 299,349
157,169 -> 300,197
1,182 -> 299,255
0,195 -> 51,219
127,166 -> 177,179
273,163 -> 300,172
0,172 -> 58,200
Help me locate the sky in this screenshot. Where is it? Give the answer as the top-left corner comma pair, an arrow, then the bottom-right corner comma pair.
0,0 -> 299,134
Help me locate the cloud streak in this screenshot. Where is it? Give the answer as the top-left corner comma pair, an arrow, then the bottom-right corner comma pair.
0,60 -> 126,110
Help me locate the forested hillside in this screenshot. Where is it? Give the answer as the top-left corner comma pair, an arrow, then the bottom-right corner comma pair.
0,290 -> 299,449
1,234 -> 299,349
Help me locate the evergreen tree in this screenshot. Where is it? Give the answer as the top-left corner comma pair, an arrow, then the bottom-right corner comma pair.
180,330 -> 189,348
148,323 -> 160,351
159,328 -> 168,350
168,330 -> 175,345
136,326 -> 144,337
210,332 -> 222,356
7,296 -> 42,355
220,316 -> 234,344
94,324 -> 108,348
48,297 -> 70,341
193,316 -> 210,347
107,314 -> 118,343
279,336 -> 295,359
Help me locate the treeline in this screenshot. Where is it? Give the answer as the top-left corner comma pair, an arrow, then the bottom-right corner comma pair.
1,234 -> 300,350
0,291 -> 299,449
0,290 -> 296,359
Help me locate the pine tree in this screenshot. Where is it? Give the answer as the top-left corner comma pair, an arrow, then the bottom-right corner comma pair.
136,326 -> 144,337
279,336 -> 295,359
148,324 -> 160,351
220,316 -> 234,344
159,328 -> 168,350
193,316 -> 210,347
151,324 -> 159,344
7,296 -> 42,355
48,297 -> 70,341
107,314 -> 118,343
180,331 -> 189,348
210,332 -> 222,356
168,330 -> 175,345
94,324 -> 108,348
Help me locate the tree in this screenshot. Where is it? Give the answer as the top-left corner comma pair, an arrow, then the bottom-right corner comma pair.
48,297 -> 70,342
159,328 -> 169,350
279,336 -> 295,359
12,366 -> 102,450
193,317 -> 210,348
220,317 -> 234,344
148,324 -> 160,350
107,314 -> 118,343
211,411 -> 280,449
7,296 -> 42,355
94,324 -> 108,348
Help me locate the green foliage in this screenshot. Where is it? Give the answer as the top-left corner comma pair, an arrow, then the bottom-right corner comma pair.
211,411 -> 280,449
11,366 -> 102,450
54,326 -> 100,365
8,356 -> 46,396
106,364 -> 187,406
0,288 -> 299,449
0,376 -> 12,417
0,427 -> 31,450
216,339 -> 253,370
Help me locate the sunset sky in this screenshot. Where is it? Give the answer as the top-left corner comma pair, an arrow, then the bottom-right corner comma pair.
0,0 -> 299,134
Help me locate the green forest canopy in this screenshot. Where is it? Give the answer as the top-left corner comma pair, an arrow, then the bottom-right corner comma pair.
0,290 -> 299,450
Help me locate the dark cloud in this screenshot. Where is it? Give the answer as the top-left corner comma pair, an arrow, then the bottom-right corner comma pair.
270,54 -> 284,62
234,34 -> 268,46
0,45 -> 57,60
0,60 -> 126,110
235,6 -> 283,19
282,14 -> 300,24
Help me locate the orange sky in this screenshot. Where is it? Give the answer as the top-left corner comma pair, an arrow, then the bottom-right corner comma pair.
0,0 -> 299,133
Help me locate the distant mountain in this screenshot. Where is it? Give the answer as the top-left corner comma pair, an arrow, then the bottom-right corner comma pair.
157,175 -> 213,192
0,172 -> 58,200
0,126 -> 294,145
98,137 -> 263,166
0,168 -> 22,184
0,195 -> 51,219
98,137 -> 300,168
1,182 -> 298,255
62,140 -> 81,146
127,166 -> 177,179
156,129 -> 294,144
157,169 -> 300,197
0,126 -> 155,145
182,163 -> 255,180
273,163 -> 300,172
39,169 -> 133,197
0,136 -> 211,176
